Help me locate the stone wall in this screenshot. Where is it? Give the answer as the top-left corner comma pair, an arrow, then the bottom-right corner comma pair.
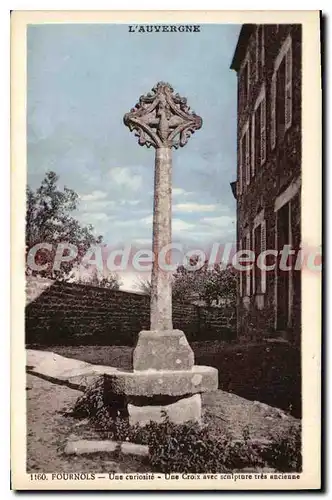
25,277 -> 236,346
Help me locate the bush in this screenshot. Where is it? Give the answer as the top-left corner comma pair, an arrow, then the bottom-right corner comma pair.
90,410 -> 265,473
263,426 -> 302,472
70,383 -> 301,473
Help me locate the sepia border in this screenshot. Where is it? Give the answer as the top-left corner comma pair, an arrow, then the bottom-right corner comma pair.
11,9 -> 322,490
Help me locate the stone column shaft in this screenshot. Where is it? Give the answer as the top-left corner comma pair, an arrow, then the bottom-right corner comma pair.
150,147 -> 172,331
123,81 -> 202,334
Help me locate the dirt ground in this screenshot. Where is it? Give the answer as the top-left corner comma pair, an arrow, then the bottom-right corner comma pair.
26,373 -> 149,473
27,366 -> 299,473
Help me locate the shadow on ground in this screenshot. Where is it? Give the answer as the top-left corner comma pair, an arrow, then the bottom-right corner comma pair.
28,340 -> 301,418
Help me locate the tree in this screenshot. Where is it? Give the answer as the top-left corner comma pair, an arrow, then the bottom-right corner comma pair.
26,171 -> 103,279
202,263 -> 237,306
68,266 -> 121,290
135,276 -> 152,295
136,256 -> 237,307
173,256 -> 237,306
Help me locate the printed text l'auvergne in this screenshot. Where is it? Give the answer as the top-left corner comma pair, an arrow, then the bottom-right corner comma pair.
128,25 -> 201,33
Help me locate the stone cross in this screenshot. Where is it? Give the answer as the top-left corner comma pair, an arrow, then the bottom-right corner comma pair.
124,82 -> 202,331
113,83 -> 217,426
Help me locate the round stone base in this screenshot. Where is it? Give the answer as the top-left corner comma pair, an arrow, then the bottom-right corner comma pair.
127,394 -> 202,427
103,365 -> 218,397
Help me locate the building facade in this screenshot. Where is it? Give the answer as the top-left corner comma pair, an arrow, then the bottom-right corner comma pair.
230,24 -> 302,344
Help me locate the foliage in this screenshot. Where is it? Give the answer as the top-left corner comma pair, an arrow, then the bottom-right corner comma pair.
135,276 -> 152,295
135,256 -> 237,307
263,426 -> 302,472
70,266 -> 121,290
71,382 -> 301,473
173,256 -> 237,306
26,171 -> 103,279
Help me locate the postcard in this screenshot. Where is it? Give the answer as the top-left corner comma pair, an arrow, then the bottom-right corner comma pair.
11,10 -> 322,490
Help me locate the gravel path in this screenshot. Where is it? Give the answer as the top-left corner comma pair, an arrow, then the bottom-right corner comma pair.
26,373 -> 148,473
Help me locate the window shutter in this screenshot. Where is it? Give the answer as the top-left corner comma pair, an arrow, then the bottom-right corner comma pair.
271,73 -> 277,150
251,114 -> 255,177
246,232 -> 251,296
260,95 -> 266,165
245,127 -> 250,185
239,71 -> 243,110
261,220 -> 267,293
261,26 -> 265,69
255,27 -> 259,82
239,239 -> 243,297
247,58 -> 251,102
285,44 -> 292,129
252,227 -> 256,294
239,136 -> 243,195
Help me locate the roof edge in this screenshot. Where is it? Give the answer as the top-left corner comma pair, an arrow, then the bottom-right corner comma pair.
230,24 -> 256,72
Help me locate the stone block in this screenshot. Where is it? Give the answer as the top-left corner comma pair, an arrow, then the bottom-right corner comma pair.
104,365 -> 218,397
128,394 -> 202,426
64,440 -> 118,455
120,442 -> 149,456
133,329 -> 194,371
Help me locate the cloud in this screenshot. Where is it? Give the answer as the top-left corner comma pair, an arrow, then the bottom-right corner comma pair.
108,167 -> 143,191
134,238 -> 152,246
172,187 -> 192,197
121,199 -> 140,206
80,190 -> 108,201
86,212 -> 108,221
80,212 -> 117,223
174,203 -> 217,213
200,216 -> 236,228
173,218 -> 195,232
112,219 -> 139,228
140,215 -> 153,225
79,199 -> 116,213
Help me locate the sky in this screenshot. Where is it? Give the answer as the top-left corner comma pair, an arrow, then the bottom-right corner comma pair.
27,23 -> 241,289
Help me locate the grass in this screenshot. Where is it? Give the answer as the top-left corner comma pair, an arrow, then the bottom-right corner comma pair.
70,379 -> 301,473
30,341 -> 301,418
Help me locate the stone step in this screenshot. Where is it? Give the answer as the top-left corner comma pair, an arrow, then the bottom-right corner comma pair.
104,365 -> 218,397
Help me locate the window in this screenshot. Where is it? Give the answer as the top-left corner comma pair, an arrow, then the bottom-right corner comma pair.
261,26 -> 265,72
239,135 -> 243,196
271,73 -> 277,149
239,122 -> 250,192
252,219 -> 267,294
245,127 -> 250,185
276,202 -> 291,329
239,233 -> 252,297
252,87 -> 266,175
274,178 -> 301,330
260,97 -> 266,164
271,36 -> 292,149
240,55 -> 250,108
285,45 -> 292,128
239,239 -> 243,297
255,25 -> 265,81
255,27 -> 259,82
277,56 -> 286,136
245,232 -> 251,296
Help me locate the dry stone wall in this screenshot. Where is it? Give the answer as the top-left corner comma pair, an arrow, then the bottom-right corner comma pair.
25,277 -> 236,346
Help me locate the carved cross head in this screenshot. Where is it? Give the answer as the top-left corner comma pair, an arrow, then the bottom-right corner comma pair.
123,82 -> 203,149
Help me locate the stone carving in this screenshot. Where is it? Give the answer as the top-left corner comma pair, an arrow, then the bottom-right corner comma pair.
121,83 -> 217,426
123,82 -> 202,149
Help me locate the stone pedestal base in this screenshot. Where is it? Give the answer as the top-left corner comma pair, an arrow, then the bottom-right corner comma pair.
133,329 -> 194,371
103,330 -> 218,427
128,394 -> 202,427
104,365 -> 218,397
